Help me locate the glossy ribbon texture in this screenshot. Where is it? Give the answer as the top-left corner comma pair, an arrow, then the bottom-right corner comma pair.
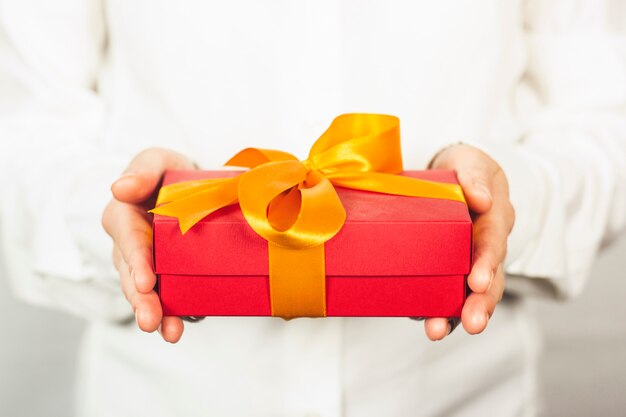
151,114 -> 466,318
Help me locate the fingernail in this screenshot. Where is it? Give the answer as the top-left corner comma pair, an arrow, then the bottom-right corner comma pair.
473,181 -> 492,202
135,310 -> 140,327
119,172 -> 138,180
112,172 -> 138,187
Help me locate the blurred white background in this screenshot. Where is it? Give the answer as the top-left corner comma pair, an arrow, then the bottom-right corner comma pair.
532,233 -> 626,416
1,235 -> 625,417
0,272 -> 83,416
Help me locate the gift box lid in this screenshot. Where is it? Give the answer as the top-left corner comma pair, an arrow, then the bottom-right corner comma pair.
153,170 -> 472,277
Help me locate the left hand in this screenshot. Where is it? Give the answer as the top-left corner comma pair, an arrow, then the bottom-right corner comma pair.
102,147 -> 197,343
424,144 -> 515,341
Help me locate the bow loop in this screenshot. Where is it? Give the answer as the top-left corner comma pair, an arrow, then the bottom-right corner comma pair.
238,160 -> 345,250
308,114 -> 403,174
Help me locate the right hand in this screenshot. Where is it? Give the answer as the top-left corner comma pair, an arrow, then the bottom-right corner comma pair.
102,148 -> 197,343
423,144 -> 515,341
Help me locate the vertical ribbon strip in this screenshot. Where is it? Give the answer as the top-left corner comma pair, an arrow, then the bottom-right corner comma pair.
151,114 -> 466,318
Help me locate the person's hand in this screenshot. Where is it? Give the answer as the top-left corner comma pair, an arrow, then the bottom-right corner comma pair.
424,144 -> 515,341
102,148 -> 196,343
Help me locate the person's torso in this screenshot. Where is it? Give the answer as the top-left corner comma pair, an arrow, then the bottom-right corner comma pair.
80,3 -> 536,417
99,0 -> 526,168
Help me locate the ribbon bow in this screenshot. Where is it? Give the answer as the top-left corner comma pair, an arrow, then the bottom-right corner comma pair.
151,114 -> 465,318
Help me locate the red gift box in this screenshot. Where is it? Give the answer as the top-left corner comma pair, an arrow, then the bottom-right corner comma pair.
153,169 -> 472,317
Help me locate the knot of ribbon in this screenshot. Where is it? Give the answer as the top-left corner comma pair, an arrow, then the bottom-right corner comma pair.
151,114 -> 466,318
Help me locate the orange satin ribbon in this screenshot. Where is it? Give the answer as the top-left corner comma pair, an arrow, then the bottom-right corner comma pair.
151,114 -> 466,319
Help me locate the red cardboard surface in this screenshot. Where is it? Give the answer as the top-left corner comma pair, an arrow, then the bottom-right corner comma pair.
153,170 -> 472,317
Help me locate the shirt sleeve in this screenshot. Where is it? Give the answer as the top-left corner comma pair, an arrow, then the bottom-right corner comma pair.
0,0 -> 131,321
489,0 -> 626,299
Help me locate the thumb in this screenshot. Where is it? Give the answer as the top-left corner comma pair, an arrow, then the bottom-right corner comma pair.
112,148 -> 196,204
430,144 -> 495,214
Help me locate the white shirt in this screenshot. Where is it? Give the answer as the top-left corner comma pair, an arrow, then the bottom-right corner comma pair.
0,1 -> 625,416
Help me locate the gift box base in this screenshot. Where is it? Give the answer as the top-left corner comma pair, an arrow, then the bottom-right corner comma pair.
159,274 -> 465,317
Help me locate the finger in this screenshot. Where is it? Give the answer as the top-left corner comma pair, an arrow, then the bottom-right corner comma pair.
160,316 -> 184,343
424,317 -> 451,341
112,148 -> 196,204
457,171 -> 494,214
114,246 -> 162,332
107,202 -> 156,294
467,212 -> 508,293
113,246 -> 136,303
111,173 -> 161,205
430,145 -> 498,214
462,264 -> 505,334
467,174 -> 514,294
134,292 -> 163,333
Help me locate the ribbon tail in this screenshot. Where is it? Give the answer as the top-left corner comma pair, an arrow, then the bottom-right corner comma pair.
150,177 -> 240,234
327,171 -> 466,204
154,178 -> 232,205
268,242 -> 327,318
